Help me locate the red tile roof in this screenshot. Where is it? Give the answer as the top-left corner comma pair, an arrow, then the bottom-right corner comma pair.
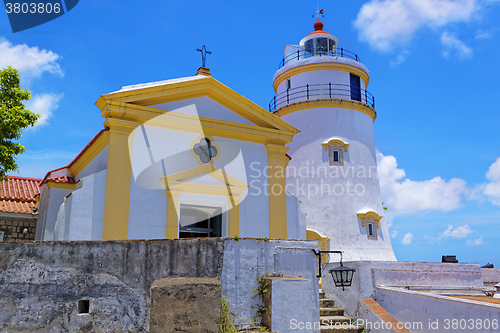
40,176 -> 76,187
0,176 -> 42,215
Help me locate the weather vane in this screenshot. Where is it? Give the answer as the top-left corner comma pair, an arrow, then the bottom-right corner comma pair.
196,45 -> 212,68
313,9 -> 324,20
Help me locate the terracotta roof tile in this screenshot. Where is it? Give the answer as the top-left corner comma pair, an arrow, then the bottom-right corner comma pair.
0,176 -> 42,215
40,176 -> 76,187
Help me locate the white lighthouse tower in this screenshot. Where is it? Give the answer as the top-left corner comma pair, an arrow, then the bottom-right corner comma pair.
271,20 -> 396,261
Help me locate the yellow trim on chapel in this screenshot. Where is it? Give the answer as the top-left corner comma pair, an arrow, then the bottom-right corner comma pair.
266,144 -> 290,239
100,100 -> 297,145
46,182 -> 76,190
160,165 -> 247,238
273,62 -> 370,92
68,131 -> 109,176
357,211 -> 383,229
96,75 -> 298,134
95,75 -> 297,240
102,118 -> 135,240
306,229 -> 330,289
273,98 -> 377,122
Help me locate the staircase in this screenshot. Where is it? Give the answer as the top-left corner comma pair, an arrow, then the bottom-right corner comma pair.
319,291 -> 364,333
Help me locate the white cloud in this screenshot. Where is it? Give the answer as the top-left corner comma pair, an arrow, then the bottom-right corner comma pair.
484,157 -> 500,205
354,0 -> 477,51
402,232 -> 413,245
441,224 -> 474,238
0,38 -> 63,80
24,93 -> 64,127
466,236 -> 484,246
377,152 -> 469,218
475,29 -> 492,39
389,51 -> 409,67
391,229 -> 399,238
441,31 -> 473,59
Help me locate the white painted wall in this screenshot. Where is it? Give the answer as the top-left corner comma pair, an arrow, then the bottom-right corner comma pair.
65,169 -> 107,240
39,187 -> 74,241
322,261 -> 486,318
221,239 -> 319,330
74,146 -> 108,181
282,107 -> 395,261
275,70 -> 369,110
268,278 -> 318,333
153,96 -> 257,126
377,287 -> 500,333
273,56 -> 369,87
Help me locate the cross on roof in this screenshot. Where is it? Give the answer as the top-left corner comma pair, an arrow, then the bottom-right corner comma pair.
196,45 -> 212,68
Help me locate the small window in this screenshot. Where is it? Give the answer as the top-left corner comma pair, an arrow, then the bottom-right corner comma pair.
78,300 -> 90,314
332,150 -> 340,163
287,79 -> 291,90
368,223 -> 374,237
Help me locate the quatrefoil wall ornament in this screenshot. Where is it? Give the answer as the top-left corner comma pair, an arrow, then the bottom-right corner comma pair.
191,136 -> 220,164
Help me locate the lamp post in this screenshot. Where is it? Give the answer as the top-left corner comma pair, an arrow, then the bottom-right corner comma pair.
312,250 -> 356,291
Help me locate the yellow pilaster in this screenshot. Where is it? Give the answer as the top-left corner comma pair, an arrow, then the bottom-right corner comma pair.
265,144 -> 290,239
102,119 -> 136,240
166,189 -> 181,239
227,196 -> 241,237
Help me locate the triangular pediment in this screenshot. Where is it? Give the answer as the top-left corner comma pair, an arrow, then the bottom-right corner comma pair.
96,75 -> 298,134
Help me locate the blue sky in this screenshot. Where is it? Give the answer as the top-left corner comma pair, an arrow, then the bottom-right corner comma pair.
1,0 -> 499,264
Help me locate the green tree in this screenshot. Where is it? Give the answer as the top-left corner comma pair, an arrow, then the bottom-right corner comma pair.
0,66 -> 40,179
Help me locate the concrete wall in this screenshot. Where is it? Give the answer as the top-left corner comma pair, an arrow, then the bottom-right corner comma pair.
322,261 -> 485,318
377,287 -> 500,333
263,277 -> 318,333
482,268 -> 500,290
0,238 -> 319,332
221,239 -> 319,329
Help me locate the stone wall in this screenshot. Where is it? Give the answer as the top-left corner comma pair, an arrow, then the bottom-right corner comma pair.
0,238 -> 319,332
0,214 -> 37,242
0,239 -> 224,332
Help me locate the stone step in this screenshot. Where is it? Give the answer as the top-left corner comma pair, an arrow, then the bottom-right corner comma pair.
320,324 -> 364,333
319,316 -> 352,325
320,307 -> 344,316
320,298 -> 335,307
319,291 -> 325,298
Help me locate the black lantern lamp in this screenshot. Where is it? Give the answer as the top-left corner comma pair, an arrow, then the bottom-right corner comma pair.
313,250 -> 356,291
329,262 -> 356,291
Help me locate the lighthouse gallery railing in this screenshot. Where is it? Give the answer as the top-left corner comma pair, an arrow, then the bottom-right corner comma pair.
268,83 -> 375,113
279,48 -> 361,68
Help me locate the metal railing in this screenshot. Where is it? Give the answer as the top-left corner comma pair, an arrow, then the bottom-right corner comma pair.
268,83 -> 375,112
280,48 -> 360,68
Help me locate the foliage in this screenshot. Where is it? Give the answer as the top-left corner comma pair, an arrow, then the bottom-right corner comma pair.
220,294 -> 237,333
233,235 -> 240,241
0,66 -> 40,179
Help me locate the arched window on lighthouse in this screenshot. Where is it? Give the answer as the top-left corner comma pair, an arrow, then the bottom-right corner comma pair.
322,139 -> 349,166
357,211 -> 382,241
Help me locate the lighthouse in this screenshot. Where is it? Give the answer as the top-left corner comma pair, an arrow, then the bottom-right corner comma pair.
271,20 -> 396,262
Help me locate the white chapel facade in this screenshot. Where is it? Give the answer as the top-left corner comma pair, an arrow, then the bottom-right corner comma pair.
35,20 -> 396,262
